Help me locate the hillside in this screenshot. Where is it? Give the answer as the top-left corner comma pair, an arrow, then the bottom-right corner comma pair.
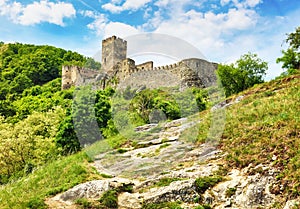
0,71 -> 299,208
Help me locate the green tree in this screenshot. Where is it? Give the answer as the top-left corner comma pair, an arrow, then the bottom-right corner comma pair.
277,26 -> 300,70
55,109 -> 81,155
84,57 -> 101,70
0,107 -> 64,183
217,53 -> 268,97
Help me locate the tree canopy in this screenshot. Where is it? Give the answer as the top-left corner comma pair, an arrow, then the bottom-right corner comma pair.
217,52 -> 268,97
277,26 -> 300,71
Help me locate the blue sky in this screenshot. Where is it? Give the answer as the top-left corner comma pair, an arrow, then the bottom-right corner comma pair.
0,0 -> 300,79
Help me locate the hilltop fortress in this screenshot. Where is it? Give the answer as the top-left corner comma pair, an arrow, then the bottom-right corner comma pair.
61,36 -> 218,90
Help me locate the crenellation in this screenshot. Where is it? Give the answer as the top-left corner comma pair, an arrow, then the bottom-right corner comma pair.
62,35 -> 218,90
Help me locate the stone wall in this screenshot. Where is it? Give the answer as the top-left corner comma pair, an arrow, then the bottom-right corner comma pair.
136,61 -> 154,71
102,36 -> 127,73
117,69 -> 181,90
61,65 -> 103,90
62,36 -> 218,91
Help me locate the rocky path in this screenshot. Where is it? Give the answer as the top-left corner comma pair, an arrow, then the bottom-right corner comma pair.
46,115 -> 298,209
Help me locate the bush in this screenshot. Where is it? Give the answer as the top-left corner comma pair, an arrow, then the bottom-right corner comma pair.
195,176 -> 223,193
99,190 -> 118,208
25,197 -> 47,209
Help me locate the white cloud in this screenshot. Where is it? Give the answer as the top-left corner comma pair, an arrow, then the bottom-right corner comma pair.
80,10 -> 97,18
102,0 -> 152,13
103,22 -> 140,38
244,0 -> 262,8
101,3 -> 124,13
220,0 -> 231,6
0,0 -> 75,26
220,0 -> 262,8
87,14 -> 140,38
87,14 -> 108,36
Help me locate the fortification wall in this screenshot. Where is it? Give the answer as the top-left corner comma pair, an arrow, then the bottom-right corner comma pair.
181,58 -> 217,86
61,65 -> 103,90
117,69 -> 180,90
62,36 -> 218,91
136,61 -> 153,71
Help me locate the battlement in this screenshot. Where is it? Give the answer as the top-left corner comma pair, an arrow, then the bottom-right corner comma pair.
62,36 -> 218,91
136,61 -> 153,71
102,35 -> 127,45
153,62 -> 180,71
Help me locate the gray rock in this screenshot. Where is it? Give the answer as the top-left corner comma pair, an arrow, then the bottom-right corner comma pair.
283,200 -> 300,209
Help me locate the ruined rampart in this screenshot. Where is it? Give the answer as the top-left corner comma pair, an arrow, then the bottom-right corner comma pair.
62,36 -> 218,91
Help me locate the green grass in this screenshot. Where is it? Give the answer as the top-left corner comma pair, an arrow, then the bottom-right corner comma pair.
194,175 -> 223,194
0,152 -> 100,209
153,177 -> 185,187
195,73 -> 300,201
225,187 -> 237,198
142,201 -> 183,209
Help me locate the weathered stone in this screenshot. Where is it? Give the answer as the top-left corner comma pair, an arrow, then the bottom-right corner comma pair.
142,179 -> 198,204
208,166 -> 276,209
134,123 -> 158,132
118,192 -> 142,209
51,178 -> 136,204
61,36 -> 217,91
283,200 -> 300,209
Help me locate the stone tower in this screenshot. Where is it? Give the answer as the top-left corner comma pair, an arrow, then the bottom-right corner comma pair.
61,65 -> 73,90
102,35 -> 127,74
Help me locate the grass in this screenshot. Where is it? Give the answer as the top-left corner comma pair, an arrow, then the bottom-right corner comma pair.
153,177 -> 185,187
0,152 -> 100,209
195,73 -> 300,201
194,175 -> 223,194
225,187 -> 237,198
142,201 -> 183,209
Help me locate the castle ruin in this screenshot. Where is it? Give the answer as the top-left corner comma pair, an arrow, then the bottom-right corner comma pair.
62,35 -> 218,90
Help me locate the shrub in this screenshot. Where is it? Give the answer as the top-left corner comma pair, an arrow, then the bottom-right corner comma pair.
195,176 -> 223,193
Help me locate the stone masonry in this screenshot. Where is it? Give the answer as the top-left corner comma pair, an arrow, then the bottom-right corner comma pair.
61,35 -> 218,90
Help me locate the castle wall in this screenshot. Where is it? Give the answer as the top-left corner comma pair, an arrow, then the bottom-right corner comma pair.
136,61 -> 153,71
117,69 -> 181,90
62,36 -> 218,91
61,65 -> 102,90
181,58 -> 218,87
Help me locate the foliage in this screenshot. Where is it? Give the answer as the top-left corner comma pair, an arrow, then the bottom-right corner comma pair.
194,176 -> 223,193
0,42 -> 100,120
129,88 -> 203,124
0,43 -> 84,100
25,197 -> 47,209
75,198 -> 92,208
285,26 -> 300,50
217,52 -> 268,96
55,87 -> 114,154
153,177 -> 184,187
0,107 -> 65,183
142,201 -> 183,209
99,190 -> 118,208
55,108 -> 81,155
0,152 -> 98,209
277,27 -> 300,71
193,205 -> 212,209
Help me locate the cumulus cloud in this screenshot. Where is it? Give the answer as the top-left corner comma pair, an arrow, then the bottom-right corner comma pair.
0,0 -> 75,26
87,14 -> 108,36
104,22 -> 140,38
102,0 -> 151,13
87,14 -> 140,38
